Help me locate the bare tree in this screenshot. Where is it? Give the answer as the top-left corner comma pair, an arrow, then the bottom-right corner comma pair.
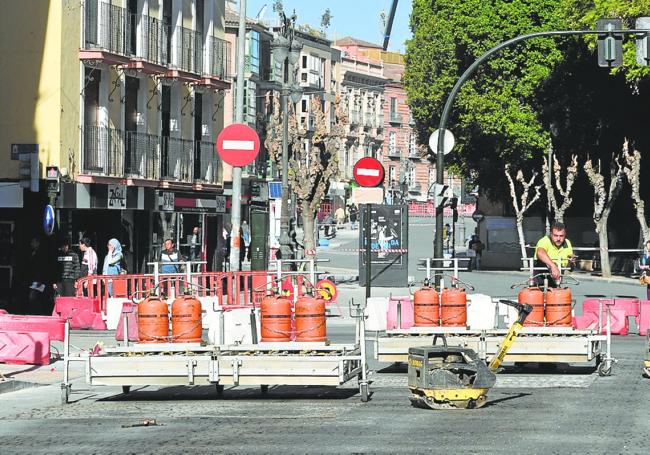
542,152 -> 578,224
505,165 -> 542,259
264,95 -> 347,258
583,155 -> 624,278
621,140 -> 650,244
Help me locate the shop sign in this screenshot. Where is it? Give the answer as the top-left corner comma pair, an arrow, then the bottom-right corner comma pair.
108,184 -> 126,209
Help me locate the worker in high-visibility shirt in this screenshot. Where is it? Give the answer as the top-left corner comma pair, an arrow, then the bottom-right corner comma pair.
534,221 -> 577,287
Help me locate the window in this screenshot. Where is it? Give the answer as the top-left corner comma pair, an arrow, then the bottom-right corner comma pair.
409,134 -> 417,155
389,165 -> 396,183
428,168 -> 435,194
388,132 -> 396,155
246,31 -> 260,74
390,97 -> 397,117
234,80 -> 257,125
302,55 -> 307,69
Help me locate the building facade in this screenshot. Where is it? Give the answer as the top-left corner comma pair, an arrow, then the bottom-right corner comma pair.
0,0 -> 231,309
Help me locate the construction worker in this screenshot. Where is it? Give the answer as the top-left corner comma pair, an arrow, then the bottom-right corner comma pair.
534,221 -> 576,287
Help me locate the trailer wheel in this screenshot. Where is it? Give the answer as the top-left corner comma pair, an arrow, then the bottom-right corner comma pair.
597,362 -> 612,377
360,384 -> 369,402
60,384 -> 70,405
122,386 -> 131,394
260,385 -> 269,395
216,384 -> 224,397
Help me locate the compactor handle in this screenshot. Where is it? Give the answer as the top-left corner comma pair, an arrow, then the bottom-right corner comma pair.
498,299 -> 533,325
432,334 -> 448,348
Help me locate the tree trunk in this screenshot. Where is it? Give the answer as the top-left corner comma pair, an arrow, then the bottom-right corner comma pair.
302,210 -> 316,259
595,219 -> 611,278
516,216 -> 527,259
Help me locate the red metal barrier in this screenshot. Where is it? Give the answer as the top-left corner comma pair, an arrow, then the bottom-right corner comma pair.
0,314 -> 66,341
0,331 -> 51,365
52,297 -> 106,330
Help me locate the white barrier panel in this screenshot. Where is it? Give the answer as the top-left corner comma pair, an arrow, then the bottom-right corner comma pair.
365,297 -> 389,331
466,294 -> 496,330
207,307 -> 261,345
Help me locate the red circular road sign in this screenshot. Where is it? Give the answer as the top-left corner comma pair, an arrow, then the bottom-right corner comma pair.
216,123 -> 261,167
353,157 -> 385,187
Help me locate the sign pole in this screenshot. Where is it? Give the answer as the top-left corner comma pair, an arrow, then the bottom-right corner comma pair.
365,203 -> 372,300
229,0 -> 247,272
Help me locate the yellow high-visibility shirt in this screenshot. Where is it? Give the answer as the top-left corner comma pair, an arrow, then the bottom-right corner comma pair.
534,236 -> 573,267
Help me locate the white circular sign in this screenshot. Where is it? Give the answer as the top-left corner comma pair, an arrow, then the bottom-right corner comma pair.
428,129 -> 455,155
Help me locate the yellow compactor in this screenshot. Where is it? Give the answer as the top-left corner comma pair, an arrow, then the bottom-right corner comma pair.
408,299 -> 531,409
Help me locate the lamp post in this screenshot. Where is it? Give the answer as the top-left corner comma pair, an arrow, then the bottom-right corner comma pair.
271,12 -> 303,269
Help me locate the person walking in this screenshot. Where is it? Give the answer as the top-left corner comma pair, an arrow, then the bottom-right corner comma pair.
348,204 -> 358,230
79,237 -> 98,296
242,221 -> 251,262
335,206 -> 346,229
27,237 -> 52,314
190,227 -> 201,272
639,240 -> 650,299
54,239 -> 80,297
534,221 -> 576,287
161,238 -> 184,274
467,234 -> 484,271
102,238 -> 123,297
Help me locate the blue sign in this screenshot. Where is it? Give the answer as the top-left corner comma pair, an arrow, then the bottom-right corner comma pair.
43,204 -> 55,236
268,182 -> 282,199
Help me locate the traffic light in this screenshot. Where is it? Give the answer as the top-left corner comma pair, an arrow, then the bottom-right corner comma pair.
597,19 -> 623,68
19,151 -> 39,192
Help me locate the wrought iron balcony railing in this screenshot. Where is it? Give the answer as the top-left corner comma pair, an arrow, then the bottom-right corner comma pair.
129,14 -> 170,65
161,136 -> 194,181
176,26 -> 203,74
125,131 -> 160,179
209,35 -> 231,79
84,0 -> 128,55
82,125 -> 124,177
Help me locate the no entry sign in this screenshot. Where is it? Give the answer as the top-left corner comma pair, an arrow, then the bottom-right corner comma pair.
216,123 -> 260,167
353,157 -> 385,187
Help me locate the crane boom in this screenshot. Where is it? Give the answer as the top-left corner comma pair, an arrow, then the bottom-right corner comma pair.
382,0 -> 399,51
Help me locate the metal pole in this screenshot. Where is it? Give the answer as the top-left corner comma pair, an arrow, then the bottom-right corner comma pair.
229,0 -> 247,272
547,141 -> 553,234
433,28 -> 649,281
365,203 -> 372,300
278,84 -> 293,269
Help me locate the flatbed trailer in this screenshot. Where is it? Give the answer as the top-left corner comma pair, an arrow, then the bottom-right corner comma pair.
61,303 -> 369,403
374,326 -> 608,367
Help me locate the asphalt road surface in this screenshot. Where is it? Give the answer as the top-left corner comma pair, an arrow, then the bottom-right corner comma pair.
0,326 -> 648,454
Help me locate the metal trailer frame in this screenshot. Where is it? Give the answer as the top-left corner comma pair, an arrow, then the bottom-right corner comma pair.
373,297 -> 616,375
60,301 -> 369,404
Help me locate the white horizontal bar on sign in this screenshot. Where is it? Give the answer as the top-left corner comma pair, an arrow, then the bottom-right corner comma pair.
356,168 -> 380,176
222,140 -> 255,150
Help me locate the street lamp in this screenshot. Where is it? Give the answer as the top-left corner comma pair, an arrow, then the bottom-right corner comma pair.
271,11 -> 303,268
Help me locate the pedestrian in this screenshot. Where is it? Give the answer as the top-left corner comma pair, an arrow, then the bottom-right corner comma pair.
79,237 -> 98,296
443,223 -> 452,251
534,221 -> 576,287
335,206 -> 346,229
348,204 -> 358,230
242,220 -> 251,262
160,238 -> 184,274
323,212 -> 334,238
27,237 -> 51,314
639,240 -> 650,300
54,239 -> 80,297
102,238 -> 123,297
190,226 -> 201,271
467,234 -> 484,271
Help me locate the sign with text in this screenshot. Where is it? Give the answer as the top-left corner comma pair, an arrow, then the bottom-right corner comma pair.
215,195 -> 226,213
161,192 -> 175,211
107,184 -> 126,209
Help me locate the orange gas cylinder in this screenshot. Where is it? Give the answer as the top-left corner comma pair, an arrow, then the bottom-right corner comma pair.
260,295 -> 292,342
440,288 -> 467,327
414,281 -> 440,327
137,295 -> 169,343
295,294 -> 326,342
518,287 -> 545,326
545,287 -> 572,326
171,294 -> 203,343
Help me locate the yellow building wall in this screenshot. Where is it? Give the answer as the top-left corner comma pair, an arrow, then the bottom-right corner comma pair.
149,0 -> 161,19
60,1 -> 81,177
180,85 -> 193,139
147,79 -> 159,135
107,68 -> 122,130
0,0 -> 66,179
183,0 -> 193,28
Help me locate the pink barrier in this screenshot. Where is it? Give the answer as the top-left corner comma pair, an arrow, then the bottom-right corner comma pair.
52,297 -> 106,330
0,331 -> 51,365
0,314 -> 66,341
582,298 -> 639,318
639,300 -> 650,336
572,308 -> 629,335
387,296 -> 414,330
115,302 -> 139,342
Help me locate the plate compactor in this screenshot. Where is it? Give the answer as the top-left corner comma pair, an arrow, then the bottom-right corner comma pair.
408,299 -> 532,410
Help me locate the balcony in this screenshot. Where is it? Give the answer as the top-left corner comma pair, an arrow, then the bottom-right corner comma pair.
161,136 -> 194,181
196,141 -> 219,184
176,26 -> 203,74
130,14 -> 170,66
377,114 -> 384,129
363,112 -> 374,129
82,0 -> 130,63
387,147 -> 401,159
408,150 -> 422,160
209,36 -> 231,80
389,113 -> 403,125
408,182 -> 422,193
125,131 -> 160,179
82,125 -> 124,177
